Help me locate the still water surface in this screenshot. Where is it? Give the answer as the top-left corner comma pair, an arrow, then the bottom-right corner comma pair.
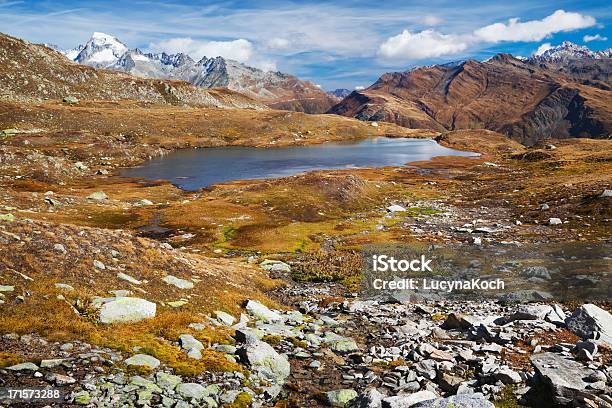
121,137 -> 478,190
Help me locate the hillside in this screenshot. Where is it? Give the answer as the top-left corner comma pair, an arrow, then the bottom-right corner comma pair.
330,47 -> 612,145
0,32 -> 264,109
63,32 -> 338,114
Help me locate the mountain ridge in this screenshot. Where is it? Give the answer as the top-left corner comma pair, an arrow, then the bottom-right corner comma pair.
62,32 -> 338,114
329,42 -> 611,145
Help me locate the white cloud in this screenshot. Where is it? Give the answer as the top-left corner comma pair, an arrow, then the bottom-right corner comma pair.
474,10 -> 596,43
423,15 -> 442,26
355,85 -> 365,90
583,34 -> 608,42
378,29 -> 468,60
267,37 -> 291,50
533,42 -> 552,56
149,37 -> 254,62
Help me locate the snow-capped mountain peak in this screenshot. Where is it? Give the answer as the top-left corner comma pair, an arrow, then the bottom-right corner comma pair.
74,32 -> 128,67
531,41 -> 611,62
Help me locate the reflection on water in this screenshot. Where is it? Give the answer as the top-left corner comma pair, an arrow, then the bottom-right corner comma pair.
121,137 -> 478,191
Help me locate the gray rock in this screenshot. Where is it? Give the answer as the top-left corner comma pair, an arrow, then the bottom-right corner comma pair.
565,304 -> 612,345
87,191 -> 108,201
326,389 -> 359,407
98,297 -> 156,324
54,283 -> 74,291
93,259 -> 106,270
176,383 -> 209,400
63,96 -> 79,104
441,313 -> 477,330
214,310 -> 236,326
382,391 -> 437,408
521,266 -> 551,280
162,275 -> 194,289
412,395 -> 494,408
574,340 -> 598,356
155,372 -> 181,391
245,299 -> 282,322
179,334 -> 204,351
530,352 -> 596,405
494,368 -> 522,384
123,354 -> 160,369
237,337 -> 290,383
7,362 -> 39,371
187,348 -> 202,360
324,332 -> 359,353
349,388 -> 384,408
117,272 -> 141,285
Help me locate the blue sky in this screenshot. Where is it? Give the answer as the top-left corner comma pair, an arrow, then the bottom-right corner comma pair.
1,0 -> 610,89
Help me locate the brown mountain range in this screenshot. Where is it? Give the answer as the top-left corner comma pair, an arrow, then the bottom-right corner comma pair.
329,54 -> 611,145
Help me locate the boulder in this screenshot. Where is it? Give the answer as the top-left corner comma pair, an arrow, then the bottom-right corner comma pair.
237,337 -> 290,383
565,304 -> 612,345
98,297 -> 156,324
245,299 -> 283,322
412,395 -> 494,408
124,354 -> 160,369
530,352 -> 596,405
382,391 -> 437,408
214,310 -> 236,326
326,389 -> 359,407
179,334 -> 204,351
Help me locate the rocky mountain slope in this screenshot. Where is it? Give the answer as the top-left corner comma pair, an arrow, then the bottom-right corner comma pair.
330,43 -> 612,145
0,32 -> 265,109
63,32 -> 337,113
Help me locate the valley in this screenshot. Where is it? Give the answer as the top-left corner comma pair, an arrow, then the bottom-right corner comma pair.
0,29 -> 611,408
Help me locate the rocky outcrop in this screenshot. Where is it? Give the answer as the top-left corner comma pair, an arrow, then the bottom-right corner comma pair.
566,304 -> 612,345
329,54 -> 611,145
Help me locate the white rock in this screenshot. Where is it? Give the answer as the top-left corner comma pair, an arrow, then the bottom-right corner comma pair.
549,218 -> 562,225
245,300 -> 282,322
386,204 -> 406,213
117,272 -> 141,285
162,275 -> 194,289
98,297 -> 156,324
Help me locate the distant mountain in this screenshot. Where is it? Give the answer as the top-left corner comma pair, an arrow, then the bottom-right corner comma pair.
329,45 -> 612,145
63,32 -> 337,114
0,32 -> 265,109
529,41 -> 611,63
526,41 -> 612,88
328,88 -> 351,99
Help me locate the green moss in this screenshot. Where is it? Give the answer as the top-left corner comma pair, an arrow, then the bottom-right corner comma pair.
226,391 -> 253,407
494,386 -> 528,408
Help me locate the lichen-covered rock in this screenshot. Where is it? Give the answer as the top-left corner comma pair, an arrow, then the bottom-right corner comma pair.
98,297 -> 156,324
123,354 -> 160,369
237,337 -> 290,383
326,389 -> 358,407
